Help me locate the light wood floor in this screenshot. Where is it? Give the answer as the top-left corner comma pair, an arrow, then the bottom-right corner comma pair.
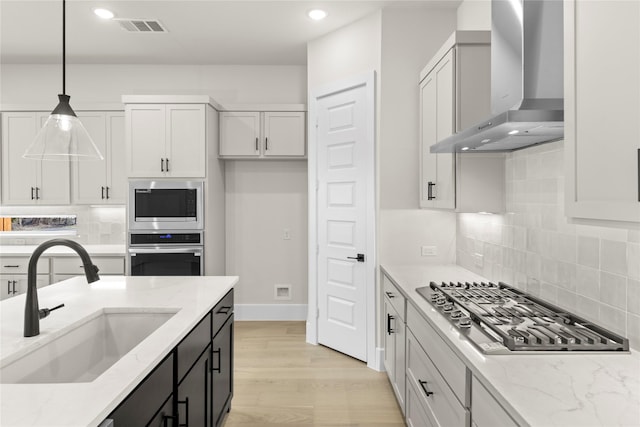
224,321 -> 405,427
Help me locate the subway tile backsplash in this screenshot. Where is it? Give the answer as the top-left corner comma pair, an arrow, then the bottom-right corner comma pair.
457,140 -> 640,350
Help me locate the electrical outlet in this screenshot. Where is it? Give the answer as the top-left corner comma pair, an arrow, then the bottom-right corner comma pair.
274,284 -> 292,300
421,246 -> 437,256
283,229 -> 291,240
13,239 -> 26,245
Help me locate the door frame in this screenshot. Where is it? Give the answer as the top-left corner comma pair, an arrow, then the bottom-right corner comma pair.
306,71 -> 378,370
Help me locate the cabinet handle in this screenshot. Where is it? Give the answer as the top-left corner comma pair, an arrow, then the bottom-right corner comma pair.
101,186 -> 105,199
4,265 -> 19,268
12,280 -> 17,295
36,187 -> 40,200
162,414 -> 177,427
255,137 -> 259,151
387,313 -> 395,335
6,281 -> 10,295
427,181 -> 436,200
216,306 -> 232,315
106,186 -> 110,199
385,291 -> 395,299
211,348 -> 222,373
177,398 -> 189,427
161,158 -> 165,172
418,380 -> 434,397
265,137 -> 268,151
31,187 -> 35,200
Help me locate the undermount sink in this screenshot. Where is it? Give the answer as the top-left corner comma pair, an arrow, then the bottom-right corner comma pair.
0,308 -> 178,384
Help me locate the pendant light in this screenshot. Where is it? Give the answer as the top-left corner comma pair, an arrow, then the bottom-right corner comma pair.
23,0 -> 103,161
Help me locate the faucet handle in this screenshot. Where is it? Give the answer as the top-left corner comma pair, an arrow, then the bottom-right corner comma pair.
38,303 -> 65,319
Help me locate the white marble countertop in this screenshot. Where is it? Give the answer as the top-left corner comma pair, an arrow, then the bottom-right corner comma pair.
0,274 -> 238,427
0,244 -> 126,257
381,264 -> 640,427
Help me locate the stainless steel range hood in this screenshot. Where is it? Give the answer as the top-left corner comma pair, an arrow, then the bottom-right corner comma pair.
431,0 -> 564,153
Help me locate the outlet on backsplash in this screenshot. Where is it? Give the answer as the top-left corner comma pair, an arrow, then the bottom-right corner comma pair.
473,253 -> 484,268
421,246 -> 437,256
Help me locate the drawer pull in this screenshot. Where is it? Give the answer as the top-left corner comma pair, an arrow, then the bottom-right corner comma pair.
216,306 -> 232,315
211,348 -> 221,373
385,291 -> 395,298
419,380 -> 434,397
387,313 -> 395,335
4,265 -> 20,268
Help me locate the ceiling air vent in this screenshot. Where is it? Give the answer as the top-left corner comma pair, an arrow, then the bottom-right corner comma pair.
115,19 -> 167,33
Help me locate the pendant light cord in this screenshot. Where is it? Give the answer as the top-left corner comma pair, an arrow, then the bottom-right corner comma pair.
62,0 -> 66,95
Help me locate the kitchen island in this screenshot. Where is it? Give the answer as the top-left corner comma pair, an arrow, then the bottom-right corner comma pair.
382,264 -> 640,427
0,274 -> 237,427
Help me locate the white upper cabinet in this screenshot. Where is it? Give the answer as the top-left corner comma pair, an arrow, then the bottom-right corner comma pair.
126,103 -> 206,178
219,110 -> 305,158
73,112 -> 125,204
564,0 -> 640,222
1,112 -> 70,205
419,31 -> 501,212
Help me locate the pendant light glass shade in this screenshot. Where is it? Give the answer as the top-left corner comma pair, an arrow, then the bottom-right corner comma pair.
23,95 -> 103,161
23,0 -> 103,162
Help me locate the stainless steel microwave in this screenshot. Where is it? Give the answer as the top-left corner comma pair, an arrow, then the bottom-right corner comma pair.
128,180 -> 204,230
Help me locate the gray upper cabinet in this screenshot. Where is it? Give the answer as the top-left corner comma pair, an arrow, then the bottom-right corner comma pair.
419,31 -> 504,213
564,0 -> 640,222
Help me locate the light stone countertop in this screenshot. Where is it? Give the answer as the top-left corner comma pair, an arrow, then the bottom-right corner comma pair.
0,275 -> 238,427
0,244 -> 126,257
381,264 -> 640,427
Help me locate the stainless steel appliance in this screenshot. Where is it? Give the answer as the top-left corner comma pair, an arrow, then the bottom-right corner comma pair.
128,231 -> 204,276
128,180 -> 203,230
431,0 -> 564,153
416,281 -> 629,354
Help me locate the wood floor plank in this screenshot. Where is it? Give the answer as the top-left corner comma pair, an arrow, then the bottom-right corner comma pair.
224,321 -> 405,427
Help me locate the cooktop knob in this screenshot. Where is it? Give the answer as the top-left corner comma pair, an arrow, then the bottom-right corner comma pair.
458,317 -> 472,328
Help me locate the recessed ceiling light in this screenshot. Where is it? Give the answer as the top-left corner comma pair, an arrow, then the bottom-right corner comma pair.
481,139 -> 491,143
461,147 -> 470,151
508,130 -> 519,135
94,8 -> 115,20
308,9 -> 328,21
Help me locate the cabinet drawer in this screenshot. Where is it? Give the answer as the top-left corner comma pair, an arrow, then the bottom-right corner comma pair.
177,312 -> 211,383
407,303 -> 466,403
406,379 -> 437,427
407,329 -> 468,426
53,256 -> 124,275
472,376 -> 518,427
383,273 -> 406,320
1,257 -> 49,274
212,289 -> 234,337
109,352 -> 173,426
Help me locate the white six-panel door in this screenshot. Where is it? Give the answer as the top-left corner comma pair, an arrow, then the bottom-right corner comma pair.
315,79 -> 371,362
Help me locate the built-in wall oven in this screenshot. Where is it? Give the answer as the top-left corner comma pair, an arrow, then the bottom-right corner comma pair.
128,231 -> 204,276
129,180 -> 203,230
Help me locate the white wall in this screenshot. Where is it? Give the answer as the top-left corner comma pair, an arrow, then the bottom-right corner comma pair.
0,64 -> 308,310
0,64 -> 306,106
456,0 -> 491,31
379,7 -> 457,266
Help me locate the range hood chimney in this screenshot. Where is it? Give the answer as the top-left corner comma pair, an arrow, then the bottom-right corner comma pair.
431,0 -> 564,153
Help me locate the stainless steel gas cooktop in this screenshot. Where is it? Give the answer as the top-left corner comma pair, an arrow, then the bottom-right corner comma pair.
416,281 -> 629,354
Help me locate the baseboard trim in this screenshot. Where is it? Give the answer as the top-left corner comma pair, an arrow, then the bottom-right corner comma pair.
234,304 -> 308,321
369,346 -> 385,372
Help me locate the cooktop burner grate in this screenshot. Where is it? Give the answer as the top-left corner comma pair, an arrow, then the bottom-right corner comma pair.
416,281 -> 629,352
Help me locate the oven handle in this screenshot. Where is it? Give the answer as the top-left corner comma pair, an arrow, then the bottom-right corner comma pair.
129,248 -> 203,255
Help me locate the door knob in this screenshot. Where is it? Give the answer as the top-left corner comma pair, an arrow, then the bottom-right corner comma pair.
347,253 -> 365,262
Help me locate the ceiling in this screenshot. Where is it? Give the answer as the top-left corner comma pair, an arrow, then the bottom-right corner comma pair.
0,0 -> 461,66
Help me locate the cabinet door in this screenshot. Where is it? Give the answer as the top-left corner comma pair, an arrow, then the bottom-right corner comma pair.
73,112 -> 108,204
1,112 -> 39,205
211,317 -> 233,427
166,104 -> 206,177
263,112 -> 306,157
106,113 -> 126,203
178,345 -> 210,427
383,298 -> 405,413
420,73 -> 438,207
219,112 -> 260,157
126,105 -> 166,177
36,112 -> 71,205
565,0 -> 640,222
